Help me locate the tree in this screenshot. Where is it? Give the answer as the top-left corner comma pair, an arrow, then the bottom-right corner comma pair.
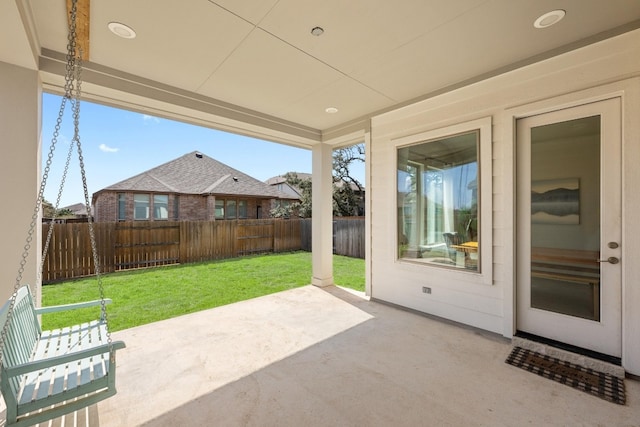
41,199 -> 77,219
42,200 -> 56,218
332,144 -> 365,217
270,144 -> 365,218
56,208 -> 75,217
270,172 -> 313,218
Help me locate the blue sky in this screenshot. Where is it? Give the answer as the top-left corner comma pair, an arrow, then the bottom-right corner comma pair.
42,93 -> 353,208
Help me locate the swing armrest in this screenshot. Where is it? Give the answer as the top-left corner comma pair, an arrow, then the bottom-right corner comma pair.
35,298 -> 112,315
4,340 -> 126,378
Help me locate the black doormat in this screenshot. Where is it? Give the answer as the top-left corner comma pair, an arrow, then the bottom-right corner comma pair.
505,346 -> 625,405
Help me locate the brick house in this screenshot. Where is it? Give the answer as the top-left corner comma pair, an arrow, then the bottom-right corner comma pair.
92,151 -> 294,222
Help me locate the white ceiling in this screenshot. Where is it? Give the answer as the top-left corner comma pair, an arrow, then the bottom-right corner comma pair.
4,0 -> 640,145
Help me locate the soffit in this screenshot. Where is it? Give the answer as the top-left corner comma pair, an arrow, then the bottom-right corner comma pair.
22,0 -> 640,141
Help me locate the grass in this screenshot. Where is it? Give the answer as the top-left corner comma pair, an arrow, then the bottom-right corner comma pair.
41,252 -> 364,332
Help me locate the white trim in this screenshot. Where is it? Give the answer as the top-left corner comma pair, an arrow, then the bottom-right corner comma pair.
502,80 -> 635,336
392,117 -> 493,286
515,99 -> 622,356
364,130 -> 372,296
502,78 -> 640,373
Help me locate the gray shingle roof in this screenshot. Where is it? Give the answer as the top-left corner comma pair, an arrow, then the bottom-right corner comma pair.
99,151 -> 285,198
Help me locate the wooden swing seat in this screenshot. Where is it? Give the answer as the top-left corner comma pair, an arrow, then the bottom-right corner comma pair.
0,286 -> 125,427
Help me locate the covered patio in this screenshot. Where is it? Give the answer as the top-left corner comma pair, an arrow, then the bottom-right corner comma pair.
1,285 -> 637,425
2,1 -> 640,425
98,285 -> 638,426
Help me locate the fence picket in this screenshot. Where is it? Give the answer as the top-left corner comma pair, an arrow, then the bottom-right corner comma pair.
40,217 -> 363,283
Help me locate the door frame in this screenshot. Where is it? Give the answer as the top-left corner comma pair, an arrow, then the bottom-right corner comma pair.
514,99 -> 622,356
501,81 -> 635,346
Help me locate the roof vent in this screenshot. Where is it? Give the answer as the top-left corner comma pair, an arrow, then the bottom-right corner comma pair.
233,176 -> 239,182
195,152 -> 203,159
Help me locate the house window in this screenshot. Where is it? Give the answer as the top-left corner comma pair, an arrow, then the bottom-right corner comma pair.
215,199 -> 224,219
154,195 -> 169,220
117,193 -> 126,221
215,198 -> 249,219
226,200 -> 237,219
238,200 -> 247,219
397,130 -> 480,271
134,194 -> 150,220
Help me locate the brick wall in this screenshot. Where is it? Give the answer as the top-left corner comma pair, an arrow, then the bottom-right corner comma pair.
179,194 -> 208,221
244,198 -> 272,219
94,191 -> 279,222
93,192 -> 118,222
94,192 -> 183,222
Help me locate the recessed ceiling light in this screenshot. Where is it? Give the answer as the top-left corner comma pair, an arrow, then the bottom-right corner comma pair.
108,22 -> 137,39
311,26 -> 324,36
534,10 -> 566,29
325,107 -> 338,114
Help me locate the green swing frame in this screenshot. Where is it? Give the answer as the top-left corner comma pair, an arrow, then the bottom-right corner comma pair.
0,286 -> 125,427
0,1 -> 125,425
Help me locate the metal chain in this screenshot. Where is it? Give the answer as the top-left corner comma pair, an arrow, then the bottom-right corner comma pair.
0,0 -> 114,370
39,129 -> 76,288
72,52 -> 113,347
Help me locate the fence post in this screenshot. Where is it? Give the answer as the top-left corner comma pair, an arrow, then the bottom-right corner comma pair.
41,217 -> 363,283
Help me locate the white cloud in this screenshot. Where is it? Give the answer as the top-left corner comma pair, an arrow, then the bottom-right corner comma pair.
142,114 -> 160,124
99,143 -> 119,153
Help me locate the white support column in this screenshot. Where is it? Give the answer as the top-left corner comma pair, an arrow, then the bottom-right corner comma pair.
364,131 -> 372,296
311,143 -> 334,287
0,61 -> 41,302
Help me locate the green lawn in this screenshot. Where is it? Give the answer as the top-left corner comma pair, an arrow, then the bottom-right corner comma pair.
41,252 -> 364,332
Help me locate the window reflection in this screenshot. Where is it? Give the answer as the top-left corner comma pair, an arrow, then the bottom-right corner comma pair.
153,195 -> 169,220
397,131 -> 480,271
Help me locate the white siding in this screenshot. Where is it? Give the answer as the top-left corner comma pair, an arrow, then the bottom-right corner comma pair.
369,29 -> 640,374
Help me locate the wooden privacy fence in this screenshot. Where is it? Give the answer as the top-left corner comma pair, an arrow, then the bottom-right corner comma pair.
114,222 -> 181,269
41,219 -> 302,283
300,217 -> 365,259
333,217 -> 366,259
41,217 -> 363,283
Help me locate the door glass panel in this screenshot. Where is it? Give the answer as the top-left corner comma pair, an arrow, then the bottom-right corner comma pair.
530,116 -> 601,321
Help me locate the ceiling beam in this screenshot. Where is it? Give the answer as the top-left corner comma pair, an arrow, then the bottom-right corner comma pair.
66,0 -> 90,61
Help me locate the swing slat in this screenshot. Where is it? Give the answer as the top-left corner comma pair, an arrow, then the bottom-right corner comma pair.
0,3 -> 124,425
0,286 -> 125,427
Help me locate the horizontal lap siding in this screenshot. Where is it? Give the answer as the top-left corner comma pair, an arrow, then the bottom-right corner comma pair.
369,30 -> 640,337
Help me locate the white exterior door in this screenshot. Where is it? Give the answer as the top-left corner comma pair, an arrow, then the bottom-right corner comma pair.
516,98 -> 622,357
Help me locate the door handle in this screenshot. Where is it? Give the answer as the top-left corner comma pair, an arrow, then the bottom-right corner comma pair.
598,257 -> 620,264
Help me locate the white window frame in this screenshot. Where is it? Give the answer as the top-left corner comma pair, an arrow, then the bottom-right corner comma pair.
394,117 -> 493,285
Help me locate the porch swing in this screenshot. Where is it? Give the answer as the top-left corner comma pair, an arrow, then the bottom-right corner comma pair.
0,1 -> 125,426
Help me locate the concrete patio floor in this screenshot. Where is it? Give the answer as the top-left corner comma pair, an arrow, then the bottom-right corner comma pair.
94,285 -> 639,426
